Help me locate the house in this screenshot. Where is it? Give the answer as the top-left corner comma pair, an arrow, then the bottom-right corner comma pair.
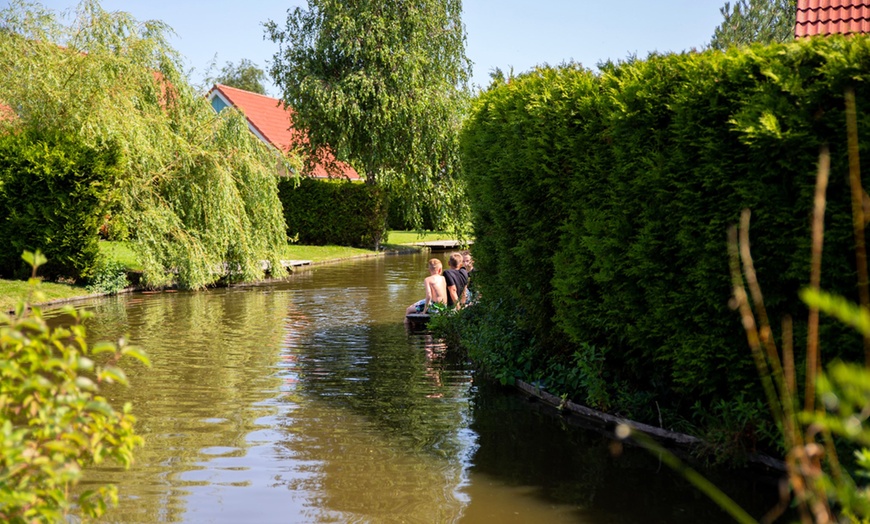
207,84 -> 360,180
795,0 -> 870,37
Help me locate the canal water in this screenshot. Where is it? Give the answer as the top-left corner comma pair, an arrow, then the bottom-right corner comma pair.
71,252 -> 779,523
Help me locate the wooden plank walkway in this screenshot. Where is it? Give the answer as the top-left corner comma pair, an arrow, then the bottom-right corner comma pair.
409,240 -> 472,250
259,259 -> 312,271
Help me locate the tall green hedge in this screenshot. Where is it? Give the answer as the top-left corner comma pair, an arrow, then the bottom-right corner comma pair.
0,130 -> 122,280
277,177 -> 388,248
460,35 -> 870,442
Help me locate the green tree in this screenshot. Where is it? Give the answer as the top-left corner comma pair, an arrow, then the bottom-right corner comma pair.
208,58 -> 267,94
0,0 -> 292,289
264,0 -> 472,236
710,0 -> 798,50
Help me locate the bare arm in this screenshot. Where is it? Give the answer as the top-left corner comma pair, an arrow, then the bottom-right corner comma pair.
447,285 -> 460,309
423,280 -> 434,313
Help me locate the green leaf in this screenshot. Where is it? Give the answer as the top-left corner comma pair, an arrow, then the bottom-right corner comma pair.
800,288 -> 870,336
121,346 -> 151,367
91,342 -> 117,355
98,366 -> 128,386
21,249 -> 47,269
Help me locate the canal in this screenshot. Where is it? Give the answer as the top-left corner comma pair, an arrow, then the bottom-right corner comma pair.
72,252 -> 778,523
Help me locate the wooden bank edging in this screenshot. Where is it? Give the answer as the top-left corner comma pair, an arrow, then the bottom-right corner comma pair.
514,379 -> 786,472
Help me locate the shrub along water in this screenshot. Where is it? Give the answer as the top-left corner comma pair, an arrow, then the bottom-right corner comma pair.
0,129 -> 123,281
459,35 -> 870,454
278,177 -> 388,249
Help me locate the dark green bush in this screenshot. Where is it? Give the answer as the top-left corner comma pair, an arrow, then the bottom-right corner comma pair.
277,177 -> 388,248
386,192 -> 436,230
0,130 -> 122,281
460,35 -> 870,447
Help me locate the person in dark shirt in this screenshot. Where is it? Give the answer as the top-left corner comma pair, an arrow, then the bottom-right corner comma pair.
462,250 -> 475,304
443,252 -> 468,309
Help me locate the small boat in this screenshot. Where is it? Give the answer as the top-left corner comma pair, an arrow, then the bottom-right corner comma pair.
405,312 -> 432,327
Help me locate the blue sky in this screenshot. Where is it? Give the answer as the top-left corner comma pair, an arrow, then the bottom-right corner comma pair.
36,0 -> 726,95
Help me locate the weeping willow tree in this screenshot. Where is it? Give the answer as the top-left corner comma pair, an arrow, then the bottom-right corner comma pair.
0,0 -> 295,289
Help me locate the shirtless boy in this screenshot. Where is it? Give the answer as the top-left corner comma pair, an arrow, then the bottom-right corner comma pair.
406,258 -> 448,315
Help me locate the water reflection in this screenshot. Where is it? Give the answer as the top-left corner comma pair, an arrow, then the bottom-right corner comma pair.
78,255 -> 477,523
64,254 -> 779,523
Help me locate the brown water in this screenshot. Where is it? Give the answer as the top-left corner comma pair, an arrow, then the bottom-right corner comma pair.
67,252 -> 779,523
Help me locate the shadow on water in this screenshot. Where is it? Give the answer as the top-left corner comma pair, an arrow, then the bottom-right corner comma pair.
51,253 -> 784,523
461,379 -> 783,523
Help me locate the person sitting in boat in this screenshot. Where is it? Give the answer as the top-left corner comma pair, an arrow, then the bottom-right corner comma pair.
406,258 -> 448,315
461,250 -> 476,305
444,252 -> 468,310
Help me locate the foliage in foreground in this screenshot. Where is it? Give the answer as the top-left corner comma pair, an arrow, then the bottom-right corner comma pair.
0,0 -> 291,289
0,251 -> 149,522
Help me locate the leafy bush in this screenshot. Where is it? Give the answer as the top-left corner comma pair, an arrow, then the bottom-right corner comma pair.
459,36 -> 870,447
0,130 -> 122,281
277,177 -> 388,248
86,259 -> 130,295
431,298 -> 543,386
0,251 -> 148,522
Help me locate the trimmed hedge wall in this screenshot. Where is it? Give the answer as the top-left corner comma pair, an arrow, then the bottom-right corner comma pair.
0,130 -> 122,280
277,177 -> 388,248
460,36 -> 870,441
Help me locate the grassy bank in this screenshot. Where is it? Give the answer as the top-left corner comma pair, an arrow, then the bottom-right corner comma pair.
0,231 -> 459,312
0,279 -> 94,313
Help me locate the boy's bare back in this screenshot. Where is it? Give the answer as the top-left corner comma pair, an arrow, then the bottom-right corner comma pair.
406,258 -> 448,316
425,273 -> 447,306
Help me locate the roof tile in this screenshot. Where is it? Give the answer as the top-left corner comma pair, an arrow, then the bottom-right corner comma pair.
796,0 -> 870,37
208,84 -> 360,180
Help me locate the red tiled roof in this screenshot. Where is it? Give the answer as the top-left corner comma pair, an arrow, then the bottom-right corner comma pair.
796,0 -> 870,37
208,84 -> 360,180
0,103 -> 15,122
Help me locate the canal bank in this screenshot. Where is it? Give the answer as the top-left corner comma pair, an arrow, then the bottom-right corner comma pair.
2,243 -> 433,314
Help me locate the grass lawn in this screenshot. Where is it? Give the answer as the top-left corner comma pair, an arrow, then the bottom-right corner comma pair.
282,244 -> 381,262
0,231 -> 462,312
384,230 -> 457,245
99,240 -> 143,270
0,279 -> 91,314
283,231 -> 458,261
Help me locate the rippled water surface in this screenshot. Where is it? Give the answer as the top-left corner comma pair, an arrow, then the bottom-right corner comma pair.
68,253 -> 777,523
